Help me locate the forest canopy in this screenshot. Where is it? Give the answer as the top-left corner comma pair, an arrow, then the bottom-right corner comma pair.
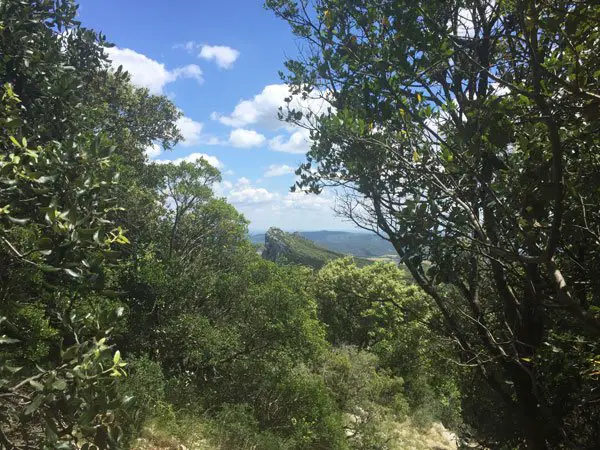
1,0 -> 599,449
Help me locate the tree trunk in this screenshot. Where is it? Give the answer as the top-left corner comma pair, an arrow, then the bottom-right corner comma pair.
510,363 -> 550,450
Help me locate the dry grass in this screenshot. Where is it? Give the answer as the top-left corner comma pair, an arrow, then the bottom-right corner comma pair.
131,418 -> 458,450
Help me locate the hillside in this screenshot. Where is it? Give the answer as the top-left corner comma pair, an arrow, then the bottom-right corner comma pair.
251,229 -> 396,258
261,227 -> 374,269
262,227 -> 347,269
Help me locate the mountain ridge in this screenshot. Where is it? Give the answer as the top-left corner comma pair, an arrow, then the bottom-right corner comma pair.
251,229 -> 396,258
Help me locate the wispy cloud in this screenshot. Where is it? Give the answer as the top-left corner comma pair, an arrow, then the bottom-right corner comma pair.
264,164 -> 295,177
175,41 -> 240,69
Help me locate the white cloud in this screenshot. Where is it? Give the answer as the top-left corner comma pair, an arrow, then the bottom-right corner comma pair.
172,64 -> 203,82
236,177 -> 251,186
450,4 -> 496,39
176,116 -> 203,147
228,187 -> 277,205
173,41 -> 197,52
145,144 -> 162,158
105,47 -> 203,94
269,129 -> 311,154
175,41 -> 240,69
199,45 -> 240,69
154,152 -> 223,169
212,84 -> 331,130
264,164 -> 295,177
212,84 -> 331,155
281,191 -> 334,210
234,188 -> 348,230
216,178 -> 352,230
228,128 -> 266,148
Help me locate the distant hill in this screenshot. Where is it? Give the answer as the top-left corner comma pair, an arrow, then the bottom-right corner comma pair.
261,228 -> 373,269
250,230 -> 396,258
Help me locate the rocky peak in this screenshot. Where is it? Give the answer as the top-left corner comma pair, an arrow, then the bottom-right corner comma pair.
262,227 -> 290,263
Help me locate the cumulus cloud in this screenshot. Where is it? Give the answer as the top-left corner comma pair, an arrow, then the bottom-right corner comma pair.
216,177 -> 349,230
264,164 -> 295,177
212,84 -> 331,154
145,144 -> 162,159
236,177 -> 251,186
228,128 -> 266,148
212,84 -> 331,130
176,116 -> 204,147
268,129 -> 311,154
105,47 -> 203,94
199,45 -> 240,69
228,187 -> 277,205
154,152 -> 223,169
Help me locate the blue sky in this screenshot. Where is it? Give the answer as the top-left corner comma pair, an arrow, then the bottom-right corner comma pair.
77,0 -> 353,232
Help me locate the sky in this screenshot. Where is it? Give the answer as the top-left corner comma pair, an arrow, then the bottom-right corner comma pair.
76,0 -> 354,232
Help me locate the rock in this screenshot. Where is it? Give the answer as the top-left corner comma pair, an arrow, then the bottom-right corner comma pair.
262,227 -> 291,263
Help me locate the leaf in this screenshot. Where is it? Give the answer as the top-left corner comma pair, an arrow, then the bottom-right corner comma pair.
63,268 -> 81,278
4,365 -> 23,374
24,394 -> 45,415
52,379 -> 67,391
29,379 -> 44,390
9,136 -> 21,147
44,417 -> 59,443
36,237 -> 54,250
35,175 -> 58,184
7,216 -> 29,225
113,350 -> 121,365
61,345 -> 79,361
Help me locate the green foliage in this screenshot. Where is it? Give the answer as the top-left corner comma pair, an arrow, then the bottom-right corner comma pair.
0,0 -> 182,446
321,346 -> 408,449
0,309 -> 129,448
267,0 -> 600,447
0,0 -> 517,448
315,259 -> 462,430
315,258 -> 420,346
121,356 -> 166,429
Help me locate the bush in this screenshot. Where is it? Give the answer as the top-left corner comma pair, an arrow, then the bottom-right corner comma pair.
120,355 -> 166,436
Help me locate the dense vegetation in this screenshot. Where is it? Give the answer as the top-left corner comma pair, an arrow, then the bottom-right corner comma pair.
0,2 -> 456,449
267,0 -> 600,448
0,0 -> 598,449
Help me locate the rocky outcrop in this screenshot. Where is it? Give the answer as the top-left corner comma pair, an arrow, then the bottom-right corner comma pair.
261,227 -> 291,263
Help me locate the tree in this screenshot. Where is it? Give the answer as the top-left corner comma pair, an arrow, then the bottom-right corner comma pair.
267,0 -> 600,447
315,259 -> 461,430
0,0 -> 183,446
154,159 -> 221,258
